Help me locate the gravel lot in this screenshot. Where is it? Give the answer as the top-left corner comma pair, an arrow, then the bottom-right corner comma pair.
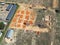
1,0 -> 52,7
0,4 -> 9,21
14,30 -> 51,45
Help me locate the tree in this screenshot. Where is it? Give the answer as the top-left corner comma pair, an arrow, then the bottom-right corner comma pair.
0,22 -> 5,30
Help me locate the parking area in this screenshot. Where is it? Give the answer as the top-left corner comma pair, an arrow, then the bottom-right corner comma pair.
9,5 -> 37,29
0,3 -> 9,21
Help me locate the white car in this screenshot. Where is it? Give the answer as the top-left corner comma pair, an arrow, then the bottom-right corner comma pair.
1,2 -> 5,5
0,32 -> 2,38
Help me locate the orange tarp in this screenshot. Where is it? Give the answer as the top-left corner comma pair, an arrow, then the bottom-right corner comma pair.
26,10 -> 30,15
17,10 -> 20,13
20,15 -> 23,18
12,19 -> 16,22
15,14 -> 20,17
16,24 -> 21,27
29,20 -> 33,24
10,23 -> 15,27
18,19 -> 22,23
31,16 -> 35,20
25,16 -> 29,20
26,14 -> 30,16
21,10 -> 24,14
24,20 -> 28,23
22,25 -> 26,28
12,17 -> 17,22
10,8 -> 35,29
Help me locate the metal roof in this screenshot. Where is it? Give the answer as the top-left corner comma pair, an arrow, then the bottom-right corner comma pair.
6,30 -> 14,38
6,4 -> 17,20
6,4 -> 13,11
